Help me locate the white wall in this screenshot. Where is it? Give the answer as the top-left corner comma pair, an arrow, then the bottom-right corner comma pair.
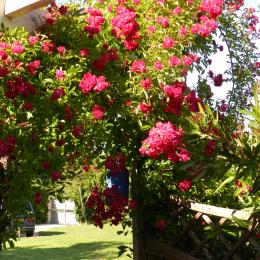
0,0 -> 50,32
48,200 -> 78,225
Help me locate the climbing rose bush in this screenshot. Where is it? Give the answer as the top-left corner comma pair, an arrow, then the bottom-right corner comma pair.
0,0 -> 258,249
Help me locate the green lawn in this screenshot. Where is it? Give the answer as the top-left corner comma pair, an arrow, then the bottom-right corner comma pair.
0,224 -> 132,260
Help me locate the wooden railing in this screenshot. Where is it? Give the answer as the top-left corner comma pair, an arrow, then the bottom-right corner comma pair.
144,198 -> 260,260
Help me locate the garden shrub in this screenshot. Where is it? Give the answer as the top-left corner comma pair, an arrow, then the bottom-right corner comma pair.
0,0 -> 258,252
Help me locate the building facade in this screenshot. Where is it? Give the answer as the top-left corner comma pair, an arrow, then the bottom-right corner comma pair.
0,0 -> 51,31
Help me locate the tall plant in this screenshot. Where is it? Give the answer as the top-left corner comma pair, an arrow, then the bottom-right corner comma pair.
0,0 -> 258,253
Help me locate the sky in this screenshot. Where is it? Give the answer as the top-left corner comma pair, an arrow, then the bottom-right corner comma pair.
55,0 -> 259,102
189,0 -> 259,101
187,0 -> 260,101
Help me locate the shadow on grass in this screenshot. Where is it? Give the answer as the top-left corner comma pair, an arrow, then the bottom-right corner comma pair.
0,241 -> 128,260
38,231 -> 65,236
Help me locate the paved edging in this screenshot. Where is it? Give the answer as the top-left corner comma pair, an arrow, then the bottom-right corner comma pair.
33,224 -> 67,236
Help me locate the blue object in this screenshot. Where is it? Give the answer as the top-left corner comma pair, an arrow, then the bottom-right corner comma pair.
106,170 -> 129,198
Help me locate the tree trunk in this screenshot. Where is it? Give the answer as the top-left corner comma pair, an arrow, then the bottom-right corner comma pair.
133,200 -> 146,260
132,159 -> 146,260
78,186 -> 87,224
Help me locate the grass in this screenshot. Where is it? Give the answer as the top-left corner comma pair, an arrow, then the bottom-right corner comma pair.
0,224 -> 132,260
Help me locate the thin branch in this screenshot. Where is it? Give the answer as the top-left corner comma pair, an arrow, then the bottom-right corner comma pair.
218,26 -> 236,111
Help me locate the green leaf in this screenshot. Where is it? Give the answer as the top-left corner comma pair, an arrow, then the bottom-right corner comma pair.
238,109 -> 255,118
198,103 -> 205,115
141,125 -> 151,131
185,129 -> 202,136
214,176 -> 234,194
252,177 -> 260,195
117,245 -> 129,250
105,123 -> 114,127
137,119 -> 142,128
117,245 -> 129,258
118,249 -> 127,257
231,216 -> 248,228
233,187 -> 244,197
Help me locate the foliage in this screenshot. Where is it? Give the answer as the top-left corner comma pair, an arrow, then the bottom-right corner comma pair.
0,0 -> 258,253
218,8 -> 259,114
33,197 -> 48,224
64,163 -> 105,223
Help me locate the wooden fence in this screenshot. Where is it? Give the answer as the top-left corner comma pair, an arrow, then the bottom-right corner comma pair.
144,197 -> 260,260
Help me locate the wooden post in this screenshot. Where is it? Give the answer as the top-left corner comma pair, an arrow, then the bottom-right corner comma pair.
133,202 -> 146,260
132,159 -> 146,260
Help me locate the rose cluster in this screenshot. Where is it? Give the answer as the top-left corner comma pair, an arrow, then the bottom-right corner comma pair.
104,153 -> 126,176
84,8 -> 105,37
45,2 -> 68,25
5,77 -> 36,100
190,15 -> 218,38
92,104 -> 105,120
245,8 -> 259,31
163,82 -> 204,115
204,140 -> 217,157
93,48 -> 118,71
163,81 -> 186,116
50,88 -> 65,102
177,179 -> 192,192
27,60 -> 41,76
185,90 -> 203,112
79,72 -> 110,94
131,60 -> 146,73
0,136 -> 16,157
86,186 -> 131,228
199,0 -> 224,19
111,6 -> 140,50
139,122 -> 191,163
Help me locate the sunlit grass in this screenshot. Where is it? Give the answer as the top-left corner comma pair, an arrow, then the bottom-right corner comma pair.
0,224 -> 132,260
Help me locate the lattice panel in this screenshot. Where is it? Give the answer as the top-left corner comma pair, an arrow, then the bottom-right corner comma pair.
144,199 -> 260,260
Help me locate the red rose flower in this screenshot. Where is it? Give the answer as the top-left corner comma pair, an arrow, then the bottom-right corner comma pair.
178,179 -> 192,192
42,161 -> 51,170
213,74 -> 223,86
34,192 -> 42,204
51,171 -> 61,181
155,219 -> 167,230
92,104 -> 105,120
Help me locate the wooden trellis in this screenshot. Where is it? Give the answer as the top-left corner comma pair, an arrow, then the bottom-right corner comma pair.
143,197 -> 260,260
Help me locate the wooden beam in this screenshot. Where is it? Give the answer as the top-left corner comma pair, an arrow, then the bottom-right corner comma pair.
170,196 -> 253,220
145,235 -> 200,260
5,0 -> 52,19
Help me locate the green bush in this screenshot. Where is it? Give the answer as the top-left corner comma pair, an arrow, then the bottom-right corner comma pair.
64,164 -> 105,223
33,201 -> 48,224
